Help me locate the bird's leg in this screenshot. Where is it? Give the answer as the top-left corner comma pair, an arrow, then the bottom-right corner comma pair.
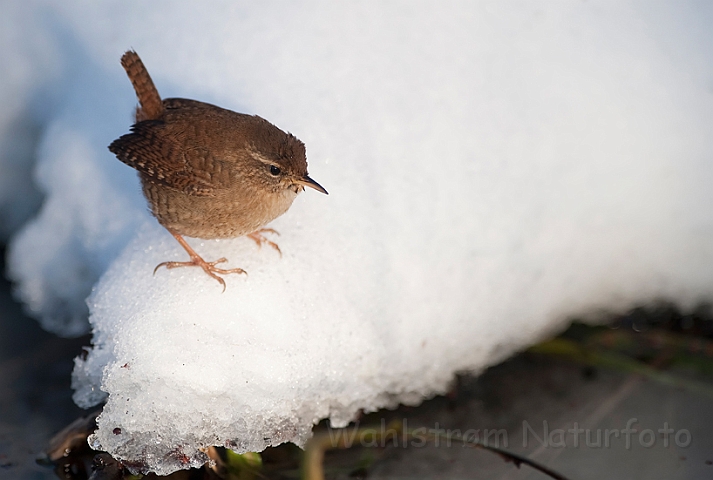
154,229 -> 246,291
246,228 -> 282,257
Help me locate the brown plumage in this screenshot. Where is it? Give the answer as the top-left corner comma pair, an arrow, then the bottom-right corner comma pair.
109,51 -> 327,289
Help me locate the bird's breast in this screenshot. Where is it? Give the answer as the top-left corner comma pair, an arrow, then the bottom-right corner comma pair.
141,178 -> 298,239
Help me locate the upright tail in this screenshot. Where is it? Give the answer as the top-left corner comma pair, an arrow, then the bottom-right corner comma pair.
120,50 -> 164,121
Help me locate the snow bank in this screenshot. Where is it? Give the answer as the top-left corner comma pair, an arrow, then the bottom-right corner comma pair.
4,1 -> 713,475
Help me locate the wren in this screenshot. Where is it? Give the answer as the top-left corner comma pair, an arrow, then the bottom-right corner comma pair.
109,50 -> 327,290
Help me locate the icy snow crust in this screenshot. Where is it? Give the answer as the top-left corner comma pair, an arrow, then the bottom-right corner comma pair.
4,1 -> 713,475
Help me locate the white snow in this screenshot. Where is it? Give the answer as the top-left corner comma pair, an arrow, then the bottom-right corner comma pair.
3,0 -> 713,475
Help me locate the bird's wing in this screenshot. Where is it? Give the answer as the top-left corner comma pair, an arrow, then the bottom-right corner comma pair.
108,120 -> 232,196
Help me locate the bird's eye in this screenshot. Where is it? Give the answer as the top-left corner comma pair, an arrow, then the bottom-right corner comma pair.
270,165 -> 281,176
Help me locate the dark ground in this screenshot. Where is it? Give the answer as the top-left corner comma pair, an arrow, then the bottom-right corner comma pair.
0,246 -> 88,479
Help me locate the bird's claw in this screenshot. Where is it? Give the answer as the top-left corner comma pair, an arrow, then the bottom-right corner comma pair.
153,256 -> 246,292
247,228 -> 282,257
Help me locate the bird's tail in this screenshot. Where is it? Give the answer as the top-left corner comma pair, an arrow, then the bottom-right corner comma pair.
121,50 -> 164,121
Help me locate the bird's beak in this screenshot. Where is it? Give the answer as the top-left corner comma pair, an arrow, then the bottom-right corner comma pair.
294,175 -> 328,195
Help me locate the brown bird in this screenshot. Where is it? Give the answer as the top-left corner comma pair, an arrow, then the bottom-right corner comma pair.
109,51 -> 327,290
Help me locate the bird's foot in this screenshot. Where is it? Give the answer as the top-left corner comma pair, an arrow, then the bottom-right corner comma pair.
154,256 -> 246,292
156,229 -> 248,292
247,228 -> 282,256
